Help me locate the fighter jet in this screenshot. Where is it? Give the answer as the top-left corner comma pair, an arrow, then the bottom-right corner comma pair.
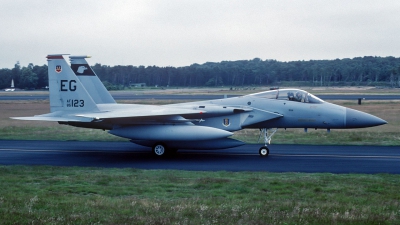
12,55 -> 387,156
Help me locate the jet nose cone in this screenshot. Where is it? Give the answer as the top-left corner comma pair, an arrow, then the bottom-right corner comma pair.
346,108 -> 387,128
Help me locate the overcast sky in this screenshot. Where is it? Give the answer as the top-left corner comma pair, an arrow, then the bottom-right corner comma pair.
1,0 -> 399,68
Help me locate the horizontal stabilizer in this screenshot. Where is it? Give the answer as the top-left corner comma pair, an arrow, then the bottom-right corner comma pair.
11,112 -> 93,122
11,116 -> 85,122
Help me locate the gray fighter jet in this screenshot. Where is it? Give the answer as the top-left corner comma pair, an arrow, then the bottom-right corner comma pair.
12,55 -> 387,156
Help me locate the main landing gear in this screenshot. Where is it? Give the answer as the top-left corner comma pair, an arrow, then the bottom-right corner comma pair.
153,143 -> 166,156
152,143 -> 178,157
258,128 -> 277,156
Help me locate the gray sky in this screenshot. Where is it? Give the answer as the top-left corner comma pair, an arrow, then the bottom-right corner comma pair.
1,0 -> 399,68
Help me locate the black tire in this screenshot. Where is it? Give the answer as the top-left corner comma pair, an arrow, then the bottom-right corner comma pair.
259,146 -> 269,156
153,143 -> 167,156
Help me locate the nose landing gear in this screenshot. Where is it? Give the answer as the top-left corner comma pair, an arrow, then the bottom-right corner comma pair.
259,146 -> 269,156
258,128 -> 277,156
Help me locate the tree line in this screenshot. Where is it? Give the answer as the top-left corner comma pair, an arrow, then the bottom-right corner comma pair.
1,56 -> 400,90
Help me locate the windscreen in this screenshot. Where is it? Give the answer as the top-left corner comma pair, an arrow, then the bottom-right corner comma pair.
249,90 -> 278,99
251,89 -> 323,103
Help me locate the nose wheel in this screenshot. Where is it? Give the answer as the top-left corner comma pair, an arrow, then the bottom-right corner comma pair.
259,146 -> 269,156
258,128 -> 277,156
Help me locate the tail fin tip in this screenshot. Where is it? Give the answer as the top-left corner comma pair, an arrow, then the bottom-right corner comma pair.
46,54 -> 70,60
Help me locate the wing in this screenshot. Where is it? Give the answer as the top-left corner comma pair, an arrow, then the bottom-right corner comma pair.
75,105 -> 204,122
11,103 -> 282,126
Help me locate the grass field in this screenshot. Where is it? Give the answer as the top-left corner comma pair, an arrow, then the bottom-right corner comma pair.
1,166 -> 399,224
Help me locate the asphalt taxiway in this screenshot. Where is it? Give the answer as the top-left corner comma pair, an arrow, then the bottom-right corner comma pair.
0,140 -> 399,174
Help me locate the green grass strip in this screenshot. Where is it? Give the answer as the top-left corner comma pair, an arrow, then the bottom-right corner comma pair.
0,166 -> 399,224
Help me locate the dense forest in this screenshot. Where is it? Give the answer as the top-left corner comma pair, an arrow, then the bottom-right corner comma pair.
1,56 -> 400,90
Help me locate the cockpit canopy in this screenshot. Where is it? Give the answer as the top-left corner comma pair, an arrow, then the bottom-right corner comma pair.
249,89 -> 324,104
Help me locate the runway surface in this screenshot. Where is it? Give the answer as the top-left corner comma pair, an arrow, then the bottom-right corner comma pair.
0,140 -> 399,174
1,94 -> 400,101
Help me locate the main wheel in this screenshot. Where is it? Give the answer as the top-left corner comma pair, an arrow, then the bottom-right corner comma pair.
259,146 -> 269,156
153,143 -> 167,156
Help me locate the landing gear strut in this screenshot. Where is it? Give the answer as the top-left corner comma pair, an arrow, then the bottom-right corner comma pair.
258,128 -> 277,156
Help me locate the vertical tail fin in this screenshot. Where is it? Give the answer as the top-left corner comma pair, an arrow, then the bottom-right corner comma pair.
69,56 -> 116,104
47,54 -> 99,113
